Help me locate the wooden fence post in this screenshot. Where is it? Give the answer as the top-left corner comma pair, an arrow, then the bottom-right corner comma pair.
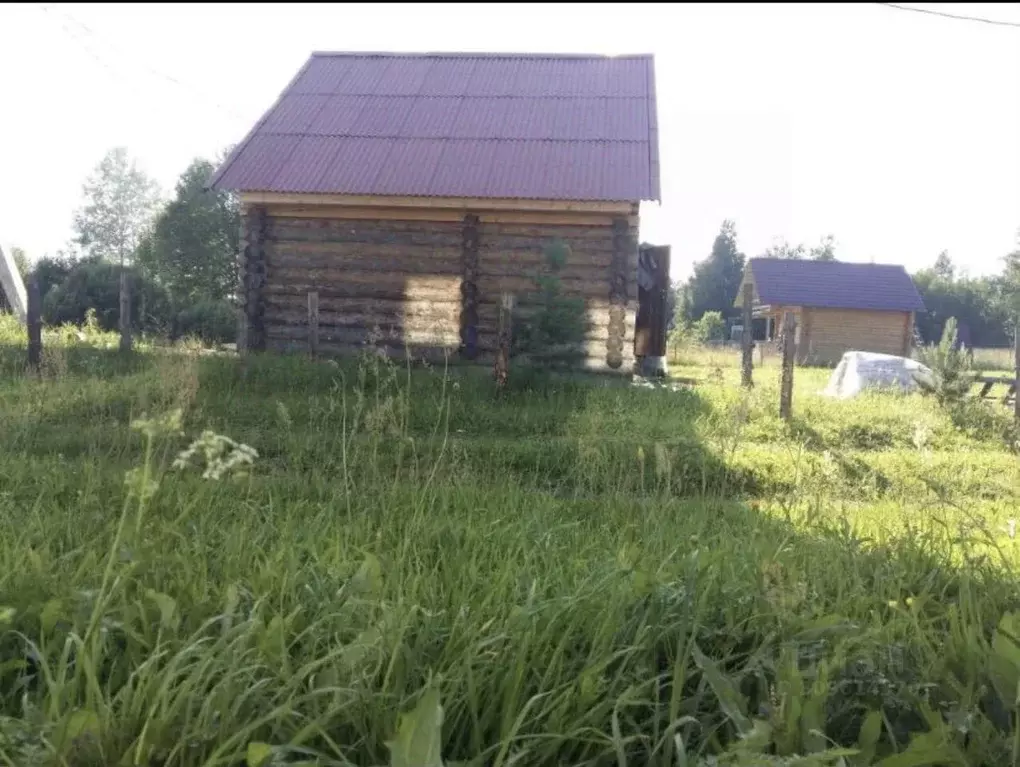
26,275 -> 41,370
1014,315 -> 1019,425
118,269 -> 132,353
779,312 -> 796,421
494,292 -> 514,390
741,282 -> 754,388
308,291 -> 319,359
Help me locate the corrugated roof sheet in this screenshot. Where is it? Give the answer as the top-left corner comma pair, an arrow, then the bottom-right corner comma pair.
210,52 -> 659,202
747,258 -> 927,313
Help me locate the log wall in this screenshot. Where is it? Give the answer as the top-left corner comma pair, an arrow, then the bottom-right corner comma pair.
476,218 -> 638,371
250,203 -> 639,372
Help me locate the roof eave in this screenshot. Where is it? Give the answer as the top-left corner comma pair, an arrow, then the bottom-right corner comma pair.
205,54 -> 319,192
308,50 -> 655,60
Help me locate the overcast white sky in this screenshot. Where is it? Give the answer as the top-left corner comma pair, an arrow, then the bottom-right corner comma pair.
2,2 -> 1019,280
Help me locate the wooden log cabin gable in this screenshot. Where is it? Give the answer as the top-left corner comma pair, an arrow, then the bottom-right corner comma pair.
211,52 -> 660,372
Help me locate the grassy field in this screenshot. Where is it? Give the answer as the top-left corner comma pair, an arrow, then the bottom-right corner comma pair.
1,316 -> 1020,766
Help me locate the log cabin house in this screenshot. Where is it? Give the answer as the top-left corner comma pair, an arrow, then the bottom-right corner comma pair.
209,52 -> 662,372
735,257 -> 926,364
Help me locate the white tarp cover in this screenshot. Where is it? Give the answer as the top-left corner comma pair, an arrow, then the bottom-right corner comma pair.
823,351 -> 934,399
0,245 -> 27,324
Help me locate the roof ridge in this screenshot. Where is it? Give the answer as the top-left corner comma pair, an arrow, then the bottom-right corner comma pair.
309,51 -> 654,60
749,257 -> 907,268
288,93 -> 648,99
258,133 -> 650,143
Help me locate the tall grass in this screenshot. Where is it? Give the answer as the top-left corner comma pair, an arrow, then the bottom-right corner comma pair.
0,324 -> 1020,764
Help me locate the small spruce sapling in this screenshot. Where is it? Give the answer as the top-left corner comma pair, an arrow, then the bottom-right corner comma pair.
915,317 -> 978,405
512,239 -> 587,366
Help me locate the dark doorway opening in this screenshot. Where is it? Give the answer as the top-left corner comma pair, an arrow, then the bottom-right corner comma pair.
634,244 -> 671,359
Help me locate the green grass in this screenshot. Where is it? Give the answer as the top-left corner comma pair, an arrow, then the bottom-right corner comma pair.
2,315 -> 1020,765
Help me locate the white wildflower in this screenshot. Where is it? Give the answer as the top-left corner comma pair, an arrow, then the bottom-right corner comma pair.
173,430 -> 258,481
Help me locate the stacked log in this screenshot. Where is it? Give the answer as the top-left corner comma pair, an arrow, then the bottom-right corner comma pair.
262,216 -> 463,357
477,220 -> 637,371
256,210 -> 639,372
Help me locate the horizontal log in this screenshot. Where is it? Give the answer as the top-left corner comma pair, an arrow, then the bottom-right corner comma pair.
475,336 -> 634,357
269,216 -> 463,233
267,277 -> 636,304
266,205 -> 467,223
475,323 -> 634,345
269,268 -> 461,291
476,302 -> 638,327
476,276 -> 637,301
262,205 -> 628,228
267,240 -> 463,260
478,261 -> 612,282
475,296 -> 634,313
264,340 -> 634,373
476,303 -> 631,328
479,235 -> 615,255
266,306 -> 460,331
245,192 -> 634,215
477,274 -> 606,297
479,248 -> 612,269
268,324 -> 461,347
268,251 -> 462,276
265,282 -> 459,303
267,338 -> 459,360
479,222 -> 633,240
479,212 -> 622,227
267,223 -> 462,248
265,294 -> 460,317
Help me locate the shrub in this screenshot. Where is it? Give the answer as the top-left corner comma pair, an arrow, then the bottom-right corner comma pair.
693,311 -> 727,344
42,261 -> 172,334
30,253 -> 78,301
175,299 -> 237,346
915,316 -> 978,406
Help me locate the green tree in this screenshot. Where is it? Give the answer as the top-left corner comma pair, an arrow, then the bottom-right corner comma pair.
512,240 -> 587,366
915,317 -> 978,405
912,266 -> 1011,347
933,250 -> 955,282
135,157 -> 240,307
9,247 -> 29,278
999,234 -> 1020,322
693,310 -> 726,343
42,260 -> 172,333
685,220 -> 746,321
31,251 -> 81,304
763,239 -> 805,260
764,234 -> 837,261
809,234 -> 837,261
73,147 -> 161,267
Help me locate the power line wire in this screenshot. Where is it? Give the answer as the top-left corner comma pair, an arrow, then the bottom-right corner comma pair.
39,5 -> 152,106
875,2 -> 1020,29
38,3 -> 248,120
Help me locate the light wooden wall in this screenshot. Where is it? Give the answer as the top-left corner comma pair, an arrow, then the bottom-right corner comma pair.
801,307 -> 913,363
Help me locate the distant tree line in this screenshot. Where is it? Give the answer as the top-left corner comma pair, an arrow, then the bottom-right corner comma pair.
674,221 -> 1020,348
12,157 -> 1020,351
12,147 -> 239,345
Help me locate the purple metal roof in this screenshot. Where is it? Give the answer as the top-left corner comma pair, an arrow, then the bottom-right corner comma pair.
209,52 -> 659,202
748,258 -> 927,313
